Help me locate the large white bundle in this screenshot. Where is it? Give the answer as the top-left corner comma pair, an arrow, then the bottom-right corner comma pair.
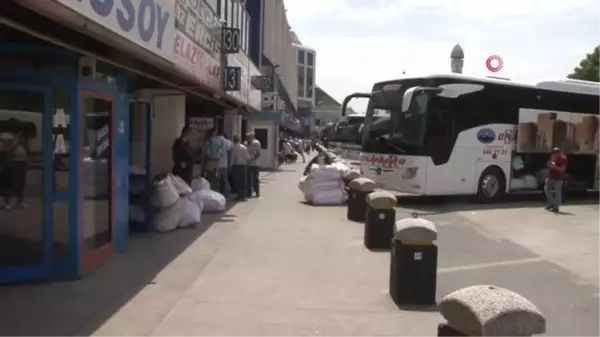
152,176 -> 179,209
191,177 -> 211,191
308,164 -> 344,181
312,179 -> 343,192
177,196 -> 202,228
313,188 -> 348,205
298,176 -> 313,195
510,177 -> 525,190
169,174 -> 193,195
332,161 -> 351,177
195,189 -> 227,213
153,200 -> 183,232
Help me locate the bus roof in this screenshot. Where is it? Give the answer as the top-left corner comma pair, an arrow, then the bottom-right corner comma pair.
376,73 -> 600,96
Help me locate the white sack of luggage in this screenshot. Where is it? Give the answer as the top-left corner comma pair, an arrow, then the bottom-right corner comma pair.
194,189 -> 227,213
299,163 -> 348,205
153,196 -> 202,232
169,174 -> 193,195
151,175 -> 179,209
191,177 -> 211,192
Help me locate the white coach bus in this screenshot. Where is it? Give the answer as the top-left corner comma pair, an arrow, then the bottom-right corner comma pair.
341,74 -> 599,202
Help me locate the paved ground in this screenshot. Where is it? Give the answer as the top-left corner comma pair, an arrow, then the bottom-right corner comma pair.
0,160 -> 598,336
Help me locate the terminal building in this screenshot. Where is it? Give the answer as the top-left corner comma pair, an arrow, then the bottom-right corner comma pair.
0,0 -> 300,283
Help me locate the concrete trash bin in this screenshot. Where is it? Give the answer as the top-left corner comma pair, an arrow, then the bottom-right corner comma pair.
346,177 -> 376,222
344,169 -> 362,187
437,285 -> 546,336
389,217 -> 438,306
364,191 -> 397,250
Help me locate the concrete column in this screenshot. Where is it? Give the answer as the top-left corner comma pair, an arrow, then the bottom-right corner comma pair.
224,110 -> 242,138
151,95 -> 186,176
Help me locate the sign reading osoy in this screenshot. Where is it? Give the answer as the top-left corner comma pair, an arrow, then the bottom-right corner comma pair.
56,0 -> 174,60
221,25 -> 241,92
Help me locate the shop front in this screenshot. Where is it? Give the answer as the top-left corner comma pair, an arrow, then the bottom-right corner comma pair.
0,0 -> 175,283
0,35 -> 132,283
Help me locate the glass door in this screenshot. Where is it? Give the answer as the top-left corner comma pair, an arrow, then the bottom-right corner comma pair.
0,84 -> 53,283
81,91 -> 114,271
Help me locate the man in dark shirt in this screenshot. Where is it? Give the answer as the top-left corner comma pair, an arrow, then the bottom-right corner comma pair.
545,147 -> 567,212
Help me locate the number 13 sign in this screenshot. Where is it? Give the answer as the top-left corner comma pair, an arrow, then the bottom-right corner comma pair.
224,66 -> 241,91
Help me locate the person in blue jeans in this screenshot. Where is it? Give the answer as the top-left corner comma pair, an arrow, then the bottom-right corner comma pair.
203,130 -> 232,197
245,132 -> 261,197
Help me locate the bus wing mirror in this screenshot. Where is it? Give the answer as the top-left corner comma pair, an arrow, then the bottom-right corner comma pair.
341,93 -> 371,116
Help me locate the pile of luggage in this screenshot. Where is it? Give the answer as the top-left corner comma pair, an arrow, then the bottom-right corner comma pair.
151,174 -> 227,232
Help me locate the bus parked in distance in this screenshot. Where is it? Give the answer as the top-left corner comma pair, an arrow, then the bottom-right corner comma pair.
342,74 -> 599,202
327,112 -> 365,165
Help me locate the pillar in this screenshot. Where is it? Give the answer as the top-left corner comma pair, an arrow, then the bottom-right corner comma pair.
151,95 -> 186,176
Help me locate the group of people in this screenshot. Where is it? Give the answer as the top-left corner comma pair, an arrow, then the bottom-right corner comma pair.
279,137 -> 317,164
172,127 -> 262,202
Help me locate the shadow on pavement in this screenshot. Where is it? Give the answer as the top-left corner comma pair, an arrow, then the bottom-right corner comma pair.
396,304 -> 439,312
0,200 -> 241,336
396,192 -> 598,216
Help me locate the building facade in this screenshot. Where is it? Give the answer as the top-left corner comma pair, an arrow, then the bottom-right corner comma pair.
0,0 -> 263,283
313,86 -> 344,132
244,0 -> 302,169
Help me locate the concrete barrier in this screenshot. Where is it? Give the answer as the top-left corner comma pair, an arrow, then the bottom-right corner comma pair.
389,217 -> 438,306
364,191 -> 397,250
346,177 -> 375,222
438,285 -> 546,336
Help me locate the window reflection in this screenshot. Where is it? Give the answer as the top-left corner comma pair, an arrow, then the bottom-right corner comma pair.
0,89 -> 44,266
82,95 -> 112,251
53,87 -> 70,191
297,65 -> 305,97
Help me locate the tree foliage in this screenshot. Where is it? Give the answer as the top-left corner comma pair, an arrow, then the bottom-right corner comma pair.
568,46 -> 599,82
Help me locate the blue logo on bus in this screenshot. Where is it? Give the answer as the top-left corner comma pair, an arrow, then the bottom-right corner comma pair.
477,128 -> 496,144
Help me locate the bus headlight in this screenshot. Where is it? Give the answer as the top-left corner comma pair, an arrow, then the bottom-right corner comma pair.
403,167 -> 418,180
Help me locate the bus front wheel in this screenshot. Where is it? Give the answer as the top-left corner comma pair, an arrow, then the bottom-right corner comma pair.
476,167 -> 506,203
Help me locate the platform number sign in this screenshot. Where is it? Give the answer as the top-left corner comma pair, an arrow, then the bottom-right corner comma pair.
224,66 -> 241,91
221,27 -> 241,54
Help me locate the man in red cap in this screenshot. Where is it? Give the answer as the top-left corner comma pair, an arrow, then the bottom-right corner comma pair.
545,147 -> 567,212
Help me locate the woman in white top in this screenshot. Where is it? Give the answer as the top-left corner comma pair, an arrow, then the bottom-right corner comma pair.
230,135 -> 249,201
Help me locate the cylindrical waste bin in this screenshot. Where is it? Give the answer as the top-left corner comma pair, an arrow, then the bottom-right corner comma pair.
346,177 -> 376,222
364,191 -> 397,250
389,217 -> 438,306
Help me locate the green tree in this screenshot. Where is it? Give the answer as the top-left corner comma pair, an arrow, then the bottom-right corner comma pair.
568,46 -> 599,82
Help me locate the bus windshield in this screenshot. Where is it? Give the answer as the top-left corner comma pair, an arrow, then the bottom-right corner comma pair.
360,79 -> 435,154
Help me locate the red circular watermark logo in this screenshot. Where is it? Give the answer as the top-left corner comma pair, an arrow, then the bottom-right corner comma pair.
486,55 -> 504,72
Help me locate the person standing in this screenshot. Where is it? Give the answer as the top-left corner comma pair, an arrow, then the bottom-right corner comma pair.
1,127 -> 29,210
246,132 -> 261,198
202,129 -> 219,191
202,129 -> 232,196
172,126 -> 194,185
230,135 -> 249,201
294,138 -> 306,163
545,146 -> 567,212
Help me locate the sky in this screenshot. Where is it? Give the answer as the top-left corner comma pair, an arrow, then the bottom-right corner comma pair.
283,0 -> 600,112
